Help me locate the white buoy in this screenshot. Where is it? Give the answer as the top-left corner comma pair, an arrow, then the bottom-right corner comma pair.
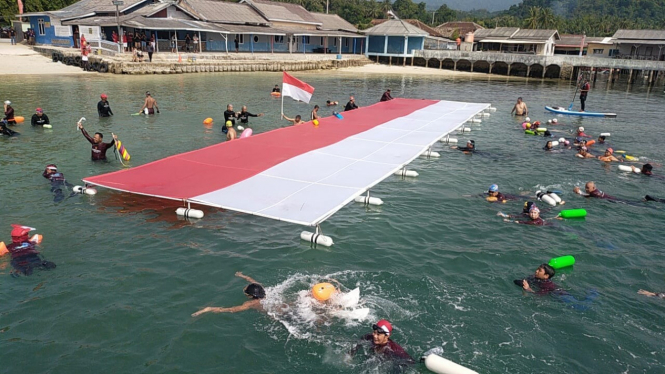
481,112 -> 490,117
237,125 -> 245,131
548,192 -> 562,204
300,231 -> 334,247
470,118 -> 481,123
144,108 -> 149,115
354,196 -> 384,206
618,164 -> 639,173
73,185 -> 97,195
558,137 -> 566,143
551,141 -> 559,146
600,132 -> 611,137
394,169 -> 418,177
424,354 -> 478,374
43,124 -> 52,129
537,191 -> 556,207
488,107 -> 497,112
421,150 -> 441,158
460,127 -> 471,133
547,119 -> 552,124
175,207 -> 204,219
440,137 -> 458,144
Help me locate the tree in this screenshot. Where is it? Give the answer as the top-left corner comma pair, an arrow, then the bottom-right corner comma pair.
433,4 -> 456,26
524,6 -> 542,29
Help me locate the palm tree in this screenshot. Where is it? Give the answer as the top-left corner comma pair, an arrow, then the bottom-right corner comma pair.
524,6 -> 542,29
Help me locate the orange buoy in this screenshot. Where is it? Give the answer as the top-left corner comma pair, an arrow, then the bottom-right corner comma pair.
203,117 -> 213,125
271,92 -> 281,97
312,282 -> 337,301
586,139 -> 596,146
14,116 -> 25,123
0,241 -> 8,256
29,234 -> 43,244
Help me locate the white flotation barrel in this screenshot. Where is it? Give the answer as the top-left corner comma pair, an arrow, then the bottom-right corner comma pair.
618,164 -> 639,173
175,207 -> 204,219
421,150 -> 441,158
354,196 -> 383,206
551,141 -> 559,146
470,118 -> 481,123
537,191 -> 556,207
73,185 -> 97,195
460,127 -> 471,133
237,125 -> 245,131
558,137 -> 566,143
394,169 -> 419,177
440,137 -> 458,144
481,112 -> 490,117
424,354 -> 478,374
300,231 -> 334,247
43,124 -> 52,129
600,132 -> 611,137
549,192 -> 562,204
143,108 -> 149,115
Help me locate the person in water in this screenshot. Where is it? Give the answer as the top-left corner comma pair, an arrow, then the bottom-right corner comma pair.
236,105 -> 264,126
272,85 -> 281,93
3,100 -> 16,124
644,195 -> 665,203
544,141 -> 554,151
597,135 -> 607,144
31,108 -> 50,126
575,126 -> 590,139
498,201 -> 542,219
223,104 -> 237,133
97,94 -> 113,117
638,289 -> 665,298
597,147 -> 621,162
311,105 -> 320,120
326,100 -> 338,106
4,224 -> 55,277
0,119 -> 18,136
380,89 -> 394,102
42,164 -> 75,202
349,319 -> 415,366
78,121 -> 118,161
576,146 -> 595,159
192,272 -> 266,316
631,163 -> 653,176
510,97 -> 528,116
282,113 -> 304,125
514,264 -> 558,295
139,91 -> 160,115
453,140 -> 475,153
485,184 -> 510,203
225,121 -> 237,141
344,96 -> 358,111
573,181 -> 614,199
507,204 -> 547,226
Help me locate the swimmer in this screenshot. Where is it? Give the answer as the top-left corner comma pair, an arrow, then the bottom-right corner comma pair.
97,94 -> 113,117
78,121 -> 118,161
576,126 -> 590,138
380,89 -> 394,102
0,119 -> 18,136
638,290 -> 665,298
311,105 -> 320,120
514,264 -> 558,295
139,91 -> 160,115
544,141 -> 554,151
3,100 -> 16,124
632,163 -> 653,175
42,164 -> 75,202
344,96 -> 358,111
498,201 -> 541,219
644,195 -> 665,203
453,139 -> 475,153
349,319 -> 415,366
225,121 -> 237,141
597,147 -> 621,162
511,97 -> 528,116
532,121 -> 541,129
4,224 -> 56,277
31,108 -> 50,126
576,146 -> 595,159
485,184 -> 509,203
192,272 -> 266,316
573,181 -> 614,199
222,104 -> 237,134
326,100 -> 338,106
272,85 -> 281,93
597,135 -> 606,144
282,113 -> 304,125
236,105 -> 264,126
505,204 -> 548,226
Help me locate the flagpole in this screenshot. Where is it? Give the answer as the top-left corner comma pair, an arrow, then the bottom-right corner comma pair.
281,87 -> 284,119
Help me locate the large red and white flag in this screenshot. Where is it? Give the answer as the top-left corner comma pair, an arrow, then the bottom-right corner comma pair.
282,71 -> 314,103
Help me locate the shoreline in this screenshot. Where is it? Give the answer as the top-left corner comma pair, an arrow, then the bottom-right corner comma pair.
0,42 -> 90,75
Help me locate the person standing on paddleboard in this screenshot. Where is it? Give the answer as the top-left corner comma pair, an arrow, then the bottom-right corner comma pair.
579,79 -> 590,112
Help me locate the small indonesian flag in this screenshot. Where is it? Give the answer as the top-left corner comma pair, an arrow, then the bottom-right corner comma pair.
18,0 -> 24,14
282,72 -> 314,104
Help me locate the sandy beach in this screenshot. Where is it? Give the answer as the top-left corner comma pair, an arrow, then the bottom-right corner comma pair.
0,42 -> 89,75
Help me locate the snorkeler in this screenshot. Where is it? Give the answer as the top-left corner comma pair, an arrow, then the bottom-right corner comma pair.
497,201 -> 540,219
453,140 -> 475,153
192,272 -> 265,316
42,164 -> 75,202
4,224 -> 55,277
514,264 -> 558,295
349,319 -> 415,366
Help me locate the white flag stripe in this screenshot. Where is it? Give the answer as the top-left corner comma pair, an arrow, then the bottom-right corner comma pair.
282,83 -> 313,104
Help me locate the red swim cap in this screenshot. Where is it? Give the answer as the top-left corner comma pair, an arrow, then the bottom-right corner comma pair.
11,224 -> 34,243
36,108 -> 43,112
101,94 -> 108,99
374,319 -> 393,336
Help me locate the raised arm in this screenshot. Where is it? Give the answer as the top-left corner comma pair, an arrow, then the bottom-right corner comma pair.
281,114 -> 295,124
235,271 -> 259,284
79,123 -> 94,144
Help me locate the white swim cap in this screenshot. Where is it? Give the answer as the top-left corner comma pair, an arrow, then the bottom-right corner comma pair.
547,120 -> 552,123
578,126 -> 584,132
559,137 -> 565,143
4,100 -> 10,105
525,117 -> 531,122
552,118 -> 558,123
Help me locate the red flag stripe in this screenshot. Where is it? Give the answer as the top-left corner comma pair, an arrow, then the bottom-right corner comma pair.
283,71 -> 314,94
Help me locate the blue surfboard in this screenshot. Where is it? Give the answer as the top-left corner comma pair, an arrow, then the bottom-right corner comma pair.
545,106 -> 616,118
333,111 -> 343,119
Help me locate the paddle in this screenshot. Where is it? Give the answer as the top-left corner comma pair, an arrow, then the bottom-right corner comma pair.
568,72 -> 583,110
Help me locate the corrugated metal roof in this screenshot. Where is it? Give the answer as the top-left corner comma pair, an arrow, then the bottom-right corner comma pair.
474,27 -> 518,39
613,29 -> 665,40
434,21 -> 483,39
475,28 -> 558,42
363,19 -> 429,36
246,0 -> 320,25
556,34 -> 585,46
183,0 -> 267,24
608,39 -> 665,45
59,0 -> 148,18
370,19 -> 445,38
311,12 -> 357,33
513,29 -> 558,40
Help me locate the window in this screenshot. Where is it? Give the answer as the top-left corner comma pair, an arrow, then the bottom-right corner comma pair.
593,48 -> 604,55
38,19 -> 45,35
333,37 -> 337,46
274,35 -> 283,43
303,36 -> 310,44
320,37 -> 324,45
344,38 -> 349,47
235,34 -> 244,44
253,35 -> 259,43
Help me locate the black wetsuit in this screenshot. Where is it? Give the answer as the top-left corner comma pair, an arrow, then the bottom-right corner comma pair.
31,114 -> 50,126
272,88 -> 281,93
238,110 -> 258,124
43,170 -> 75,202
344,101 -> 358,111
0,120 -> 17,136
223,110 -> 237,133
645,195 -> 665,203
4,107 -> 16,124
6,241 -> 56,277
456,146 -> 475,153
97,100 -> 114,117
514,276 -> 559,295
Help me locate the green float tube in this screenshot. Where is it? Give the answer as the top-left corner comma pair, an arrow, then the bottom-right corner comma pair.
559,209 -> 587,219
549,255 -> 575,269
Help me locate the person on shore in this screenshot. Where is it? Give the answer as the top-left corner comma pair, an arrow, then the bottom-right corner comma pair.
514,264 -> 558,295
282,114 -> 304,125
185,33 -> 191,52
638,290 -> 665,298
573,181 -> 614,200
9,27 -> 16,45
579,79 -> 590,112
380,89 -> 393,102
272,85 -> 280,93
193,34 -> 199,51
112,30 -> 118,44
0,119 -> 18,136
122,32 -> 128,52
4,224 -> 55,277
127,32 -> 134,52
452,140 -> 475,153
140,91 -> 159,115
455,37 -> 461,50
78,121 -> 117,161
42,164 -> 75,202
132,47 -> 144,62
511,97 -> 528,116
147,39 -> 155,62
575,146 -> 595,159
237,106 -> 264,126
311,105 -> 320,120
326,100 -> 338,106
597,148 -> 621,162
3,101 -> 16,125
192,271 -> 266,316
31,108 -> 50,126
226,121 -> 237,141
234,37 -> 239,53
81,41 -> 91,71
171,34 -> 177,53
97,94 -> 113,117
344,96 -> 358,111
349,319 -> 415,367
223,104 -> 237,134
